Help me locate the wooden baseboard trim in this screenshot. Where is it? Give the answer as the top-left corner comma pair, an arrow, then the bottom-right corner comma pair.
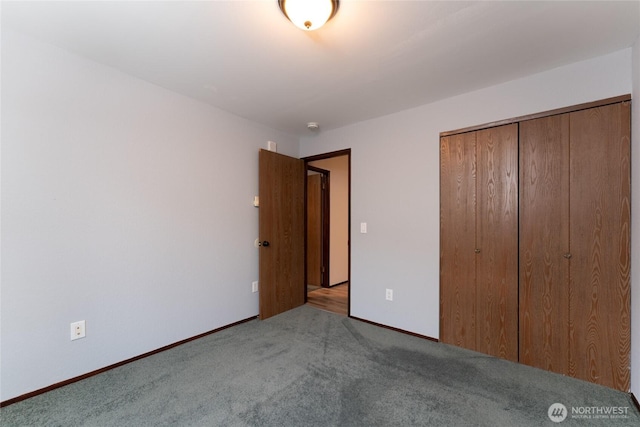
320,280 -> 349,289
330,280 -> 348,287
349,316 -> 438,342
631,393 -> 640,413
0,315 -> 257,408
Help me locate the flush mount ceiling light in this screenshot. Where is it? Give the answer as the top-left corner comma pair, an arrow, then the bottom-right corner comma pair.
278,0 -> 339,31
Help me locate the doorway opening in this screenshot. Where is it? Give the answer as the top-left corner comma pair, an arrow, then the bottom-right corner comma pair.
306,166 -> 330,292
304,149 -> 351,316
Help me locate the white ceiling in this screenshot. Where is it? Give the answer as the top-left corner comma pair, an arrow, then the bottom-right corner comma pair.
3,1 -> 639,136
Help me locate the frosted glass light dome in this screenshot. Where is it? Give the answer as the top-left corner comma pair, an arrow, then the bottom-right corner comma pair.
279,0 -> 339,31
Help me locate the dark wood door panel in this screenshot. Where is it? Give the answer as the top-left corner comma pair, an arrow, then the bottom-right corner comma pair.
518,114 -> 570,374
475,124 -> 519,362
440,132 -> 477,351
568,102 -> 631,391
306,174 -> 322,287
259,150 -> 305,320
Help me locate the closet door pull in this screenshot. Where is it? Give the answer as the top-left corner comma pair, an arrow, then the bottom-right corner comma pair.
563,253 -> 572,259
475,249 -> 481,253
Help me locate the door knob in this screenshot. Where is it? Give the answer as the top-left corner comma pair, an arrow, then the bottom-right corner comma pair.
563,253 -> 572,259
261,241 -> 270,247
475,248 -> 481,253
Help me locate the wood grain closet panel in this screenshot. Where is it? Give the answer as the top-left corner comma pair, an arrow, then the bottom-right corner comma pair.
440,132 -> 477,351
568,102 -> 631,391
475,124 -> 519,362
519,114 -> 570,374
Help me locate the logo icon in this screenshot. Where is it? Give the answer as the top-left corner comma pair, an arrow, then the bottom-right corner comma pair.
548,403 -> 568,423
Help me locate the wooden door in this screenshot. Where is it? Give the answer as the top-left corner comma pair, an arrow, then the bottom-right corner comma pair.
475,124 -> 519,362
259,149 -> 305,320
519,114 -> 570,374
568,102 -> 631,391
440,132 -> 477,351
306,173 -> 323,287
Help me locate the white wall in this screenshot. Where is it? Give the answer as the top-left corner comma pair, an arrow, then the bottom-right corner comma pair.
631,34 -> 640,397
0,30 -> 298,401
2,29 -> 637,403
300,49 -> 633,342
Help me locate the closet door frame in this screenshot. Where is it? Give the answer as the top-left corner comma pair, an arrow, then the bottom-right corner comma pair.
440,95 -> 630,138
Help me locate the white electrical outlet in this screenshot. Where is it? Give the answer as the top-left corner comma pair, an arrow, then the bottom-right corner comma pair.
70,320 -> 86,341
252,281 -> 259,293
385,289 -> 393,301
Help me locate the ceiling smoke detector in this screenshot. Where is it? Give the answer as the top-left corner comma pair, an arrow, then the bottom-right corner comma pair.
307,122 -> 320,131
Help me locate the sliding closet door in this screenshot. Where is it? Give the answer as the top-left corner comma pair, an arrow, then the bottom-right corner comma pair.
519,114 -> 570,374
569,102 -> 631,391
440,132 -> 477,351
475,124 -> 519,362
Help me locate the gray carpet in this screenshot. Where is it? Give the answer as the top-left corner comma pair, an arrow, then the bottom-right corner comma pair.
1,305 -> 638,426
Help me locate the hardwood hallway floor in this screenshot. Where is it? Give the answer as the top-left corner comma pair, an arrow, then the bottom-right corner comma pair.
306,283 -> 348,316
